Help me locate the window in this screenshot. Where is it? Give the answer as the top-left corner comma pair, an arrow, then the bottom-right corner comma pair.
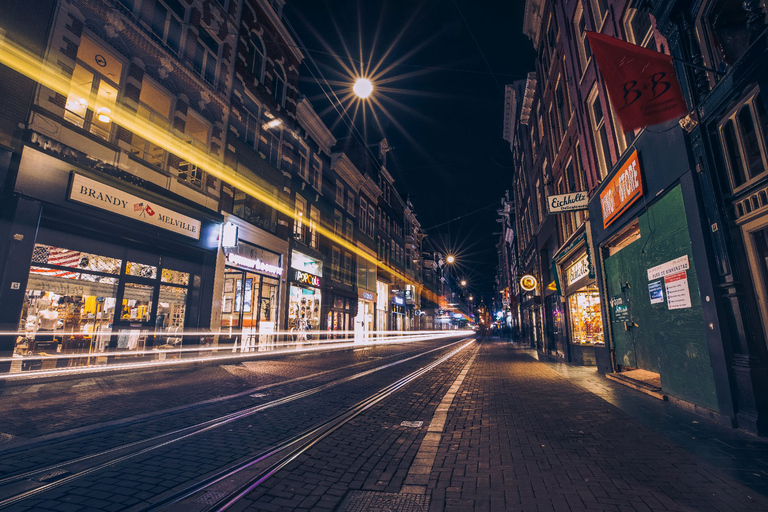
178,110 -> 209,187
294,195 -> 307,242
233,179 -> 278,232
697,0 -> 751,74
310,155 -> 322,191
151,0 -> 185,54
719,90 -> 768,190
334,210 -> 343,236
336,181 -> 344,205
590,0 -> 608,29
331,247 -> 341,281
248,34 -> 266,81
345,219 -> 354,241
261,115 -> 281,168
130,80 -> 172,167
588,86 -> 612,180
243,108 -> 260,149
273,64 -> 286,106
64,35 -> 123,141
194,29 -> 218,85
574,2 -> 592,73
360,198 -> 368,234
297,142 -> 309,180
309,206 -> 320,249
556,78 -> 569,137
623,8 -> 657,51
368,205 -> 375,238
346,190 -> 355,215
343,253 -> 352,284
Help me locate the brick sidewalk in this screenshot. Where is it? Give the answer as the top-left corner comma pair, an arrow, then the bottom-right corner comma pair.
236,339 -> 768,511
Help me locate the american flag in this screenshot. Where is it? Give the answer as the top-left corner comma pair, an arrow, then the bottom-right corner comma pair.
30,246 -> 81,278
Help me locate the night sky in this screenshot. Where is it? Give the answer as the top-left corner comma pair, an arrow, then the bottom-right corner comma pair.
285,0 -> 536,302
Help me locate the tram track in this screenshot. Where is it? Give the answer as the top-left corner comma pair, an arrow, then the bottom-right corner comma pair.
0,337 -> 474,510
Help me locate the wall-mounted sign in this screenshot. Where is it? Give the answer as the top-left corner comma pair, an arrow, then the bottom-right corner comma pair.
520,274 -> 538,291
295,270 -> 321,288
226,252 -> 283,276
664,271 -> 692,310
647,255 -> 689,280
393,296 -> 404,305
648,281 -> 664,304
361,291 -> 374,301
69,173 -> 202,239
221,222 -> 238,248
600,149 -> 643,229
566,254 -> 590,286
547,191 -> 589,213
610,293 -> 629,321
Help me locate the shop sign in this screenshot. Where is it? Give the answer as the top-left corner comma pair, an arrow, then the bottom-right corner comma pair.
295,270 -> 321,288
404,290 -> 413,300
547,192 -> 589,213
226,252 -> 283,276
610,293 -> 629,321
69,173 -> 201,239
664,271 -> 692,310
566,255 -> 590,286
361,291 -> 375,301
600,149 -> 643,229
647,255 -> 689,280
520,274 -> 537,291
393,296 -> 404,305
648,281 -> 664,304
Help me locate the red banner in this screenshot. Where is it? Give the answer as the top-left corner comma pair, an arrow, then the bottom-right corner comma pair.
586,32 -> 688,133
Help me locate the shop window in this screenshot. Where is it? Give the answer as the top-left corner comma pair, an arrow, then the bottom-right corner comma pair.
623,7 -> 657,51
568,285 -> 604,345
151,0 -> 185,55
194,29 -> 219,86
64,35 -> 123,141
718,90 -> 768,191
120,283 -> 153,323
161,268 -> 190,285
588,86 -> 613,180
248,33 -> 266,81
125,261 -> 157,279
273,63 -> 286,106
130,80 -> 172,168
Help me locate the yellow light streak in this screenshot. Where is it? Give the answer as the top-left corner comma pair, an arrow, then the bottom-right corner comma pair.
0,35 -> 449,306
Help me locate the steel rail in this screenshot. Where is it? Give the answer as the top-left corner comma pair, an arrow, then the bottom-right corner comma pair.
142,339 -> 476,511
0,337 -> 471,509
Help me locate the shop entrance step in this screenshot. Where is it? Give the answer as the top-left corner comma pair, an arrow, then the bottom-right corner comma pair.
606,369 -> 667,401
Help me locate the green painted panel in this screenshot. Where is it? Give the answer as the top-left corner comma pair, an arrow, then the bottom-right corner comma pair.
603,185 -> 718,410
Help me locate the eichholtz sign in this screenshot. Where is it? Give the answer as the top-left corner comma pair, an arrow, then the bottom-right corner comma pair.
547,192 -> 589,213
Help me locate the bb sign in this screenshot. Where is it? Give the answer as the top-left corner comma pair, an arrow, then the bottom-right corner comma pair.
547,192 -> 589,213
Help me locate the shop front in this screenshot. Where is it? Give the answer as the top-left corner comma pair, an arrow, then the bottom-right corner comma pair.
376,280 -> 389,331
220,238 -> 282,342
556,235 -> 603,366
287,251 -> 323,336
355,290 -> 375,341
327,293 -> 355,333
391,295 -> 405,331
5,147 -> 220,366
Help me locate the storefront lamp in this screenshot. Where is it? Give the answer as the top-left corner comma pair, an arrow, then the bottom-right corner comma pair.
520,274 -> 537,291
222,222 -> 238,248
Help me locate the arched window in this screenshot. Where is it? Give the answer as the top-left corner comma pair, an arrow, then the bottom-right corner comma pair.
273,63 -> 286,106
248,34 -> 265,80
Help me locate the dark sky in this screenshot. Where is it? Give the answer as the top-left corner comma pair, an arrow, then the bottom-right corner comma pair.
285,0 -> 536,302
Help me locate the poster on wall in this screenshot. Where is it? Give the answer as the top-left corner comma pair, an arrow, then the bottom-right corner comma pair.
664,271 -> 692,310
610,293 -> 629,321
648,281 -> 664,304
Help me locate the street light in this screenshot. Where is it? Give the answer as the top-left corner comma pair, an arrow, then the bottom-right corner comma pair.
446,255 -> 455,264
353,77 -> 373,98
460,280 -> 467,287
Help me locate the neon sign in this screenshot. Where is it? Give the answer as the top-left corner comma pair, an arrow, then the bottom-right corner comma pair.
295,270 -> 321,288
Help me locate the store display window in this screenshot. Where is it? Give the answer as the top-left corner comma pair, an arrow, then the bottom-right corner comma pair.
568,285 -> 604,344
288,285 -> 321,334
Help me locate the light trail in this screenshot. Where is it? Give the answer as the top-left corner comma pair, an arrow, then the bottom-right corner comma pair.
0,26 -> 452,309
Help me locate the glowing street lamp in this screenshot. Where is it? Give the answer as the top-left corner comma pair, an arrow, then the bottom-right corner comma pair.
446,255 -> 455,264
353,77 -> 373,99
460,280 -> 467,287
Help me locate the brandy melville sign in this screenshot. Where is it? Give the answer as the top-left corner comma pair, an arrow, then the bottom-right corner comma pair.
600,149 -> 643,229
547,192 -> 589,213
69,173 -> 201,239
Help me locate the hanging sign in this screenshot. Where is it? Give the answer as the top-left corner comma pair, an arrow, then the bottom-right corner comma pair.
547,192 -> 589,213
664,271 -> 692,310
520,274 -> 538,291
600,149 -> 643,229
69,173 -> 201,239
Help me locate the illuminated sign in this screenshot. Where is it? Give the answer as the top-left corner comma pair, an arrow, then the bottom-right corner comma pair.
362,292 -> 374,301
226,252 -> 283,276
295,270 -> 321,288
600,149 -> 643,229
393,296 -> 404,305
221,222 -> 238,248
547,191 -> 589,213
566,255 -> 590,285
520,274 -> 538,291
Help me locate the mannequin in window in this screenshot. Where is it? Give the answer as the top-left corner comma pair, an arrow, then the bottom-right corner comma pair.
37,303 -> 59,348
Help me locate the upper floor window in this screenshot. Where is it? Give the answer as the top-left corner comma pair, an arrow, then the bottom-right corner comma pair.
261,115 -> 281,168
297,142 -> 309,180
334,210 -> 343,236
345,219 -> 354,241
697,0 -> 752,78
574,1 -> 592,73
309,206 -> 320,249
273,63 -> 286,106
131,79 -> 173,167
248,34 -> 266,81
590,0 -> 608,29
151,0 -> 185,55
194,29 -> 219,85
179,110 -> 210,187
588,86 -> 612,180
719,90 -> 768,190
335,181 -> 344,205
294,194 -> 307,241
64,35 -> 123,141
623,8 -> 657,51
310,155 -> 322,191
346,190 -> 355,215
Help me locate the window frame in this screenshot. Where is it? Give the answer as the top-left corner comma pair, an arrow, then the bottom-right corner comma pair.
588,85 -> 612,180
718,89 -> 768,192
